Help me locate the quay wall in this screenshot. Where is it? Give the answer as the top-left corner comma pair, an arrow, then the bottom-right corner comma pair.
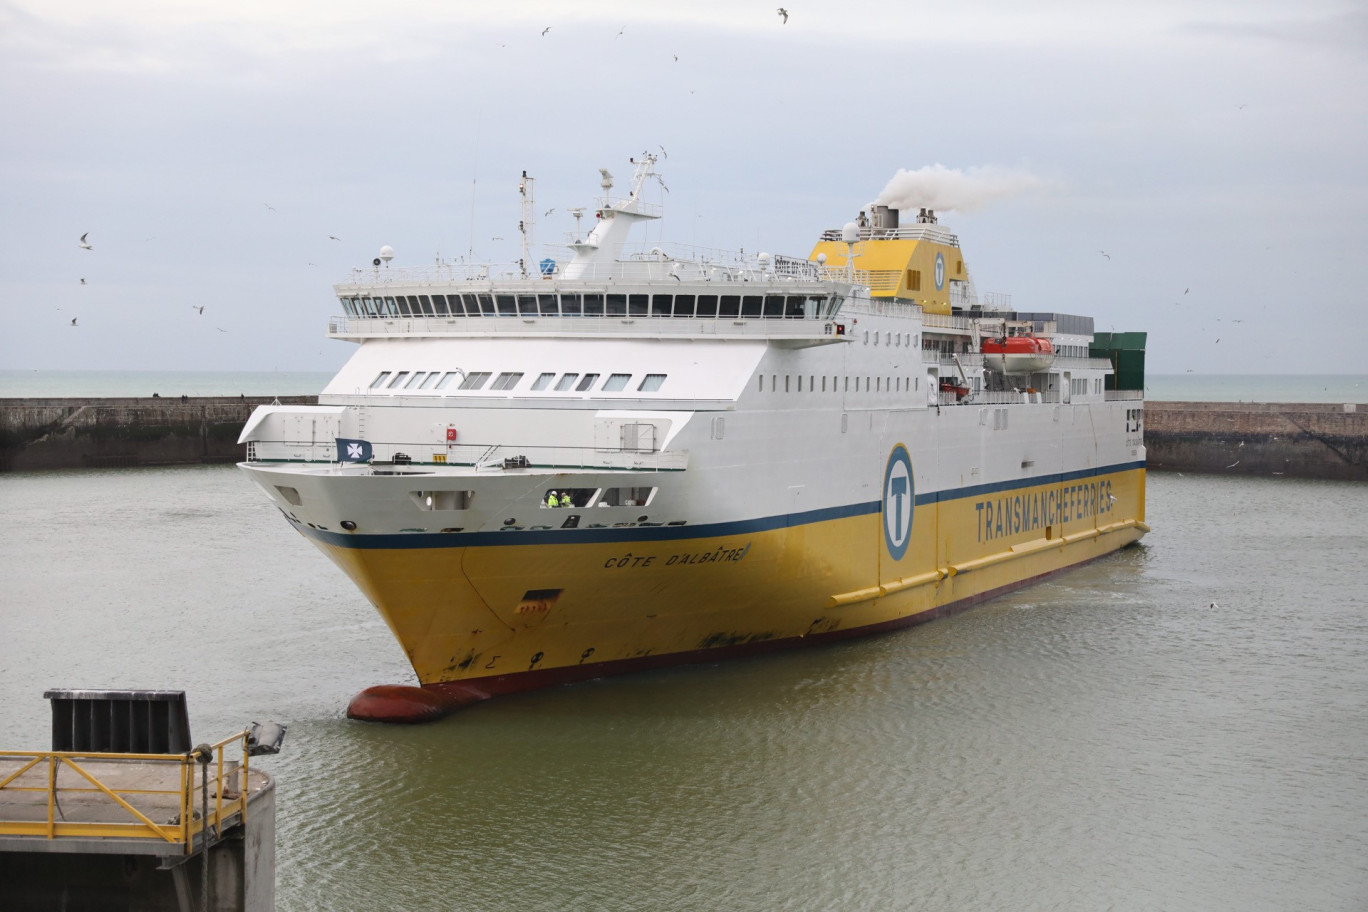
0,396 -> 315,472
1145,401 -> 1368,481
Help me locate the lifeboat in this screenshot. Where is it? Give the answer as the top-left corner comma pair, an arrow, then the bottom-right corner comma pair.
981,336 -> 1055,374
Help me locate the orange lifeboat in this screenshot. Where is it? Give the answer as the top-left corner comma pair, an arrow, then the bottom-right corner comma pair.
981,336 -> 1055,374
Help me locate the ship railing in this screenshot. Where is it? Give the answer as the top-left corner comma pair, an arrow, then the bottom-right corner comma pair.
818,225 -> 961,246
326,314 -> 854,341
245,440 -> 690,471
0,732 -> 251,853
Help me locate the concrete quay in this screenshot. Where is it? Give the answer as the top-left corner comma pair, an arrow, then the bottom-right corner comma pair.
1145,401 -> 1368,481
0,396 -> 314,472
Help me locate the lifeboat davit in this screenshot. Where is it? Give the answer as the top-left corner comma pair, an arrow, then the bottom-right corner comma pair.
981,336 -> 1055,374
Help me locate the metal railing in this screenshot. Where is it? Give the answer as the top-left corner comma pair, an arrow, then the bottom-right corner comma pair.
246,440 -> 691,471
0,732 -> 251,853
325,314 -> 852,341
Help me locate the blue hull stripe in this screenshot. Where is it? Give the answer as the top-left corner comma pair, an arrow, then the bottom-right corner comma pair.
300,459 -> 1146,550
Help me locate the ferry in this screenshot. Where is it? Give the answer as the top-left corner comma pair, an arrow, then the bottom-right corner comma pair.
237,154 -> 1149,722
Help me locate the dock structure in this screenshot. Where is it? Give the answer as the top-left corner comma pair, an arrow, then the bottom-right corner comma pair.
0,691 -> 280,912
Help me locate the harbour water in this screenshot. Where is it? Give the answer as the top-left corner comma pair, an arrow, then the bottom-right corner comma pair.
2,464 -> 1366,910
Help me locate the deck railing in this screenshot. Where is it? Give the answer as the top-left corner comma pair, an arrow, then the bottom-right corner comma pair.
0,732 -> 251,853
246,440 -> 691,471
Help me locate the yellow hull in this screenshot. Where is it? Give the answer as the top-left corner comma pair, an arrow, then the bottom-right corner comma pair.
305,465 -> 1147,695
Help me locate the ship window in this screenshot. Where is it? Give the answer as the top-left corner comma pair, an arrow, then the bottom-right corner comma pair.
638,374 -> 666,392
785,375 -> 790,393
758,375 -> 764,392
531,372 -> 555,391
435,372 -> 458,389
597,486 -> 656,507
476,294 -> 496,315
554,373 -> 579,391
771,374 -> 776,392
877,378 -> 881,392
863,331 -> 869,345
798,376 -> 803,392
517,294 -> 539,316
405,372 -> 428,388
419,295 -> 436,316
741,295 -> 763,318
763,295 -> 785,318
433,294 -> 453,316
844,377 -> 848,392
384,297 -> 400,316
603,373 -> 631,391
908,270 -> 922,291
575,373 -> 600,391
786,296 -> 808,319
420,373 -> 443,389
459,372 -> 491,390
411,490 -> 473,511
629,294 -> 650,316
695,295 -> 718,317
652,294 -> 673,317
874,333 -> 879,346
538,294 -> 559,316
822,376 -> 827,392
561,293 -> 583,316
360,297 -> 375,316
606,293 -> 627,316
719,295 -> 741,318
956,259 -> 963,275
369,372 -> 391,389
388,371 -> 410,388
490,372 -> 524,391
672,295 -> 695,317
445,294 -> 468,316
395,296 -> 413,316
583,294 -> 605,316
496,294 -> 517,316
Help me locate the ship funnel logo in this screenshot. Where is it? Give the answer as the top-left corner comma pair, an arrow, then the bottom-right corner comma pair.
934,252 -> 945,291
882,444 -> 914,560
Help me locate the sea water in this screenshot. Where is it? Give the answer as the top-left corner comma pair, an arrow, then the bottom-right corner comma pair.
2,465 -> 1365,911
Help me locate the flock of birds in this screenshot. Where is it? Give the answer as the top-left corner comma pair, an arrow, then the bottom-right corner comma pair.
70,232 -> 233,332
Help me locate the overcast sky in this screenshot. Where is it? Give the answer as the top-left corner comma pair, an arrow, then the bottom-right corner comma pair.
3,0 -> 1365,375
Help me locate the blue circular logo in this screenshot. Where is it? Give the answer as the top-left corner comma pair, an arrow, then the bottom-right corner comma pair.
934,252 -> 945,291
882,444 -> 914,560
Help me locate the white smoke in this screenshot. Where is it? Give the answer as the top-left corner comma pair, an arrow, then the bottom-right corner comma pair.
874,164 -> 1044,214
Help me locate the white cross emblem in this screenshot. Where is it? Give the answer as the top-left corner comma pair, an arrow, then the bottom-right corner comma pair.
347,442 -> 365,459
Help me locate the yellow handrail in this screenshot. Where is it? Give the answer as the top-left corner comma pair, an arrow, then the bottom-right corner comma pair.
0,730 -> 251,853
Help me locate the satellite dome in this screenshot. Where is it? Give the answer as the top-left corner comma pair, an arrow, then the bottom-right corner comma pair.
379,245 -> 395,263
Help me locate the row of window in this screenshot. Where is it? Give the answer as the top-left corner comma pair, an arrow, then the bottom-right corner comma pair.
368,370 -> 668,393
759,374 -> 924,394
340,292 -> 839,320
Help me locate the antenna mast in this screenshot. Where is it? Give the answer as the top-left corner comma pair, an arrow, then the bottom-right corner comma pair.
519,170 -> 535,278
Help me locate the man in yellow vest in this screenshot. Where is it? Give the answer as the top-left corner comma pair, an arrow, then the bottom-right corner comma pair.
546,491 -> 558,508
559,491 -> 572,508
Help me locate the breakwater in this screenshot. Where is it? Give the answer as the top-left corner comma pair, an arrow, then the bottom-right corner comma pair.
0,396 -> 314,472
1145,401 -> 1368,481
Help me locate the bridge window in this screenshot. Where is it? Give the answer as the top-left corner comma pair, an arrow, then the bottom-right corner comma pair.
741,295 -> 763,318
560,293 -> 583,316
496,294 -> 517,316
582,294 -> 605,316
696,295 -> 718,317
629,294 -> 650,316
786,296 -> 808,319
369,372 -> 391,389
652,294 -> 673,317
490,372 -> 524,391
763,295 -> 785,318
638,374 -> 666,392
719,295 -> 741,318
554,373 -> 579,391
517,294 -> 538,316
603,373 -> 632,391
606,293 -> 627,316
537,294 -> 559,316
459,372 -> 491,390
672,295 -> 695,317
531,372 -> 555,391
575,373 -> 600,391
475,294 -> 496,316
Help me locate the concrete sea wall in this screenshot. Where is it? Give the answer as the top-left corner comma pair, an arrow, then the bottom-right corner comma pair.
0,396 -> 315,472
1145,401 -> 1368,481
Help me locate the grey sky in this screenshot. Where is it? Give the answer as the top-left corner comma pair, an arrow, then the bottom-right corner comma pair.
3,0 -> 1365,374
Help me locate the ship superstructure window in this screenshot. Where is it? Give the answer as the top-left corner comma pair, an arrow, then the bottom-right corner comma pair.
388,372 -> 411,388
370,372 -> 392,388
491,372 -> 524,391
673,295 -> 695,317
420,373 -> 443,389
741,295 -> 763,318
538,294 -> 559,316
606,294 -> 627,316
652,295 -> 674,317
696,295 -> 718,317
719,295 -> 741,318
531,372 -> 555,391
405,372 -> 428,388
575,373 -> 601,391
561,294 -> 583,316
435,372 -> 458,389
603,373 -> 631,391
583,294 -> 605,316
638,374 -> 666,392
496,294 -> 517,316
554,373 -> 580,391
459,372 -> 492,390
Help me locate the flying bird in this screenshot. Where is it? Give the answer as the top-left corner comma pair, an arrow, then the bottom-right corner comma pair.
1184,288 -> 1189,294
216,327 -> 228,333
1099,250 -> 1109,260
673,54 -> 678,62
192,305 -> 205,314
80,278 -> 86,285
1225,460 -> 1240,468
541,26 -> 551,36
264,203 -> 275,212
615,26 -> 625,38
79,233 -> 92,250
329,235 -> 341,241
777,7 -> 788,23
659,144 -> 668,159
70,317 -> 78,326
545,208 -> 556,216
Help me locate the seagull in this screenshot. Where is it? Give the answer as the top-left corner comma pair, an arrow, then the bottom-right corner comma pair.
1210,601 -> 1220,609
659,144 -> 668,159
264,203 -> 275,212
192,305 -> 205,314
79,233 -> 92,250
1226,460 -> 1239,468
615,25 -> 625,38
1099,250 -> 1109,260
329,235 -> 341,241
541,26 -> 551,36
777,7 -> 788,23
70,317 -> 78,326
491,236 -> 504,241
673,54 -> 678,62
216,327 -> 228,333
1184,288 -> 1189,294
544,208 -> 556,216
80,278 -> 86,285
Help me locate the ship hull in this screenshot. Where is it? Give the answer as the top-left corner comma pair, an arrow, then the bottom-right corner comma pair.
285,463 -> 1146,702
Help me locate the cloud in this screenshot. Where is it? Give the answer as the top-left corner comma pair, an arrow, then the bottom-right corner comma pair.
873,164 -> 1047,214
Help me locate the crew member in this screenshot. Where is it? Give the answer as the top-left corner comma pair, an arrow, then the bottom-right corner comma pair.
546,491 -> 558,507
559,491 -> 572,508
